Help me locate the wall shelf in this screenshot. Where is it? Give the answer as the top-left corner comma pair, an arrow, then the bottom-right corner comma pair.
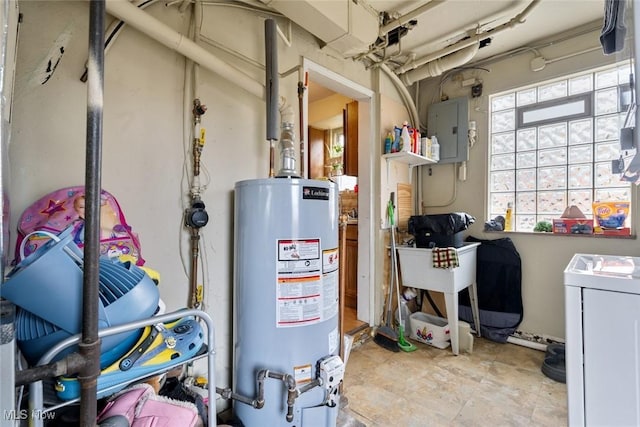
383,151 -> 436,183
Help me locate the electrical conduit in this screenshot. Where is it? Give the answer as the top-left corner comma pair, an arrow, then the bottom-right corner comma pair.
367,55 -> 419,128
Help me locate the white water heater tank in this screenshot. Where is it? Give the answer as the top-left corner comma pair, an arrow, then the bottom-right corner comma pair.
233,178 -> 340,427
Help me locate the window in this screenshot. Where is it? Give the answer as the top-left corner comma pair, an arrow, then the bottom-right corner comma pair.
488,62 -> 633,232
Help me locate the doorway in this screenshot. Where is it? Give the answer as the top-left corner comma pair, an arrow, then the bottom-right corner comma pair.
303,59 -> 374,330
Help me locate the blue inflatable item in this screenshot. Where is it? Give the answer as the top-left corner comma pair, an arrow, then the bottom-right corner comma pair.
2,227 -> 160,365
55,317 -> 205,400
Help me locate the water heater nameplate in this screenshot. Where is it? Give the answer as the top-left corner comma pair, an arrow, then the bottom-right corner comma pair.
277,238 -> 323,327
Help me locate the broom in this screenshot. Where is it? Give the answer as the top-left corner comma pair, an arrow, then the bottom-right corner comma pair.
373,193 -> 400,352
389,201 -> 417,352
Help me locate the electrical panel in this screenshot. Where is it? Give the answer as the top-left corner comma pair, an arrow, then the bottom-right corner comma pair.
427,97 -> 469,164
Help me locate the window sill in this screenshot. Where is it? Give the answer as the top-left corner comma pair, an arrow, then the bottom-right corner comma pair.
485,230 -> 636,239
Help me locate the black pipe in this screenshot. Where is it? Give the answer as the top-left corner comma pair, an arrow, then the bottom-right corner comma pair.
14,353 -> 86,387
79,1 -> 105,425
265,18 -> 278,141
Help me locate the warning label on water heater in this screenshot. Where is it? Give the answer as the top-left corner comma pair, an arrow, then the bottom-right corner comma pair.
276,238 -> 325,327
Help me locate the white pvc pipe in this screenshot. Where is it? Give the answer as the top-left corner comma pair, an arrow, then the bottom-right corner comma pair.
507,335 -> 547,352
396,0 -> 541,75
105,0 -> 265,99
400,43 -> 479,86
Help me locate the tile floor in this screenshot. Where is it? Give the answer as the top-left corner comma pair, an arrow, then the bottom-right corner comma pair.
339,336 -> 567,427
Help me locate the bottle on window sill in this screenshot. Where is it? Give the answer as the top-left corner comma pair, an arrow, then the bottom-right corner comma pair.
505,202 -> 513,231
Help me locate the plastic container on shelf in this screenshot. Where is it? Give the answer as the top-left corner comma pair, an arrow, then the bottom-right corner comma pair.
431,135 -> 440,161
400,123 -> 411,152
384,132 -> 393,154
421,137 -> 431,158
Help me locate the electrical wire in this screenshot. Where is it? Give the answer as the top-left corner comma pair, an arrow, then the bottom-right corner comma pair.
179,4 -> 198,281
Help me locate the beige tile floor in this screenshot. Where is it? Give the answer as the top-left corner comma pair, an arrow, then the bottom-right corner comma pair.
340,336 -> 567,427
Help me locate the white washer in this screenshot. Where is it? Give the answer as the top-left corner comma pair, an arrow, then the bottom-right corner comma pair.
565,254 -> 640,427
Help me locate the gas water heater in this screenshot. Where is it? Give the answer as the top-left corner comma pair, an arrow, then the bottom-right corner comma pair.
233,178 -> 343,427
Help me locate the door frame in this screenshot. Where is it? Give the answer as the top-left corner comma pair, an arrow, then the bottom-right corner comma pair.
303,58 -> 374,324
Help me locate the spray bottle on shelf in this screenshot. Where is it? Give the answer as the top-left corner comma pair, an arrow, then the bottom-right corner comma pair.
505,202 -> 513,231
392,126 -> 402,152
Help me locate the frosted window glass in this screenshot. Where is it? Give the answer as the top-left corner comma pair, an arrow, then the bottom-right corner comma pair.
538,166 -> 566,190
568,145 -> 592,164
618,65 -> 632,84
491,93 -> 515,111
490,193 -> 514,216
516,192 -> 536,213
491,153 -> 515,171
517,88 -> 536,106
539,123 -> 567,148
568,164 -> 593,188
569,75 -> 592,94
595,141 -> 621,161
516,169 -> 536,191
538,147 -> 567,166
491,171 -> 515,192
595,88 -> 618,115
517,152 -> 537,168
537,191 -> 566,214
492,109 -> 515,132
539,80 -> 567,101
491,132 -> 515,154
516,215 -> 536,232
596,68 -> 618,88
569,119 -> 592,145
595,162 -> 627,187
517,128 -> 537,151
568,190 -> 593,214
595,188 -> 631,201
595,114 -> 621,141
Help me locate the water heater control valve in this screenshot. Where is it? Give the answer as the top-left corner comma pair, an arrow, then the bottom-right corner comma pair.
318,355 -> 344,406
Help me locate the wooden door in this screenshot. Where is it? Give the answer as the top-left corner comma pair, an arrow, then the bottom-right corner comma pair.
308,126 -> 326,179
344,224 -> 358,309
344,101 -> 358,176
